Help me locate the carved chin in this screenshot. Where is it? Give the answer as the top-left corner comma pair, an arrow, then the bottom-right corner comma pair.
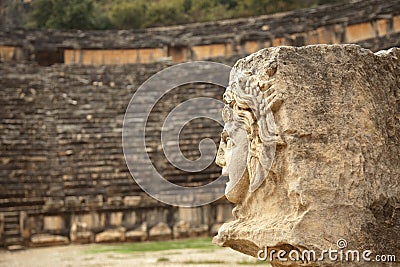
225,173 -> 250,203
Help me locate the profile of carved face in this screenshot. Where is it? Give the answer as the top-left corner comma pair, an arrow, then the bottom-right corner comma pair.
217,120 -> 249,203
216,75 -> 276,204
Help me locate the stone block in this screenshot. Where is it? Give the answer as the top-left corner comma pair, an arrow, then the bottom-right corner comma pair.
189,225 -> 209,238
43,199 -> 64,211
126,222 -> 148,242
149,222 -> 172,241
346,22 -> 374,42
122,211 -> 137,227
65,196 -> 81,209
125,230 -> 147,242
70,221 -> 93,244
178,207 -> 205,225
244,41 -> 259,54
30,234 -> 69,247
173,221 -> 190,239
145,209 -> 169,227
109,212 -> 123,226
393,15 -> 400,32
72,212 -> 105,230
123,196 -> 141,207
95,227 -> 126,243
376,19 -> 388,37
107,196 -> 123,206
43,216 -> 64,231
0,46 -> 16,62
71,231 -> 93,244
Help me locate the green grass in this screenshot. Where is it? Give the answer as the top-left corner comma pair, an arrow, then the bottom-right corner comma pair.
86,237 -> 216,254
157,257 -> 170,262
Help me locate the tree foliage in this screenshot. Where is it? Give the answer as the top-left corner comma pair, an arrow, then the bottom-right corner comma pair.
31,0 -> 103,29
109,0 -> 147,29
29,0 -> 348,30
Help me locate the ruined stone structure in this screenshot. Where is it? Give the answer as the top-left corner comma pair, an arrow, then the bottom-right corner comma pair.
0,0 -> 400,251
0,60 -> 238,249
1,0 -> 400,66
214,45 -> 400,266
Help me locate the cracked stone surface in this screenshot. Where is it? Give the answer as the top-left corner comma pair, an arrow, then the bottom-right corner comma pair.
213,44 -> 400,267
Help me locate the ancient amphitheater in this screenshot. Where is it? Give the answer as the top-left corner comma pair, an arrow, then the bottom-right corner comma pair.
0,0 -> 399,250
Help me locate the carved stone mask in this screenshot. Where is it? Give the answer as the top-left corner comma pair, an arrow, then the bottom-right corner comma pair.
215,71 -> 277,204
213,45 -> 400,267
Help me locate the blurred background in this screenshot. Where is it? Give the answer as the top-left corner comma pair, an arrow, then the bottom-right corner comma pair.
0,0 -> 399,266
2,0 -> 348,30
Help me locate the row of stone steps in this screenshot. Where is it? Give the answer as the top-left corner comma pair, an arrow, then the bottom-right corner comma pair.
3,212 -> 24,251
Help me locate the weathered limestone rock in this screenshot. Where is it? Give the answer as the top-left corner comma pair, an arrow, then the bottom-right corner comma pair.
126,230 -> 147,242
107,196 -> 123,206
71,231 -> 93,244
95,227 -> 126,243
70,222 -> 93,244
149,222 -> 172,241
43,216 -> 65,231
173,221 -> 209,239
213,45 -> 400,267
126,223 -> 148,242
71,213 -> 106,230
30,234 -> 69,247
123,196 -> 142,207
123,211 -> 137,227
109,212 -> 123,226
190,225 -> 209,238
43,199 -> 64,212
173,221 -> 191,239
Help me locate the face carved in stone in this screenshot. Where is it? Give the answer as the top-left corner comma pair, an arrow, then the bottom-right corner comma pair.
216,122 -> 249,203
215,77 -> 276,204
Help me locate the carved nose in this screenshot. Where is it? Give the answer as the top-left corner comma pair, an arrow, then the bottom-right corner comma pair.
216,144 -> 226,168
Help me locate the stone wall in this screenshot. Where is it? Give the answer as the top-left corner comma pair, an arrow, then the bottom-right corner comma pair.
1,0 -> 400,66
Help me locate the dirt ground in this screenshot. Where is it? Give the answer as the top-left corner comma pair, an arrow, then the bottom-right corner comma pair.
0,243 -> 271,267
